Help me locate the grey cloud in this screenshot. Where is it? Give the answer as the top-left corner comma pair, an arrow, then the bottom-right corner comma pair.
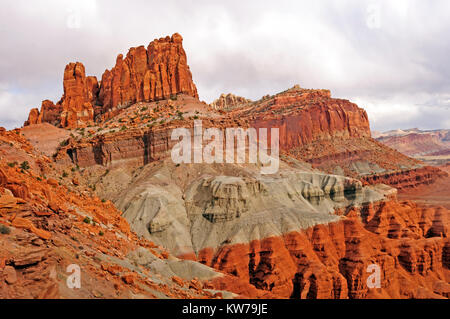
0,0 -> 449,131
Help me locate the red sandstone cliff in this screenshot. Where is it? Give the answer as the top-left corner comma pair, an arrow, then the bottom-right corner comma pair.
59,62 -> 98,128
201,200 -> 450,299
232,85 -> 446,190
24,33 -> 198,128
24,100 -> 62,127
99,33 -> 198,116
242,86 -> 371,149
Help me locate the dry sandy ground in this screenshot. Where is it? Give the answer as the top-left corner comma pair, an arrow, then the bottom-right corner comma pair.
21,123 -> 71,157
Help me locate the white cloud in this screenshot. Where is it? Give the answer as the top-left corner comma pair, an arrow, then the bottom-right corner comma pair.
0,0 -> 449,131
353,93 -> 450,131
0,88 -> 41,128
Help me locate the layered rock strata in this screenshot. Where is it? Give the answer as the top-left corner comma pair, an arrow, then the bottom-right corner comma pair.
24,33 -> 198,128
113,159 -> 449,299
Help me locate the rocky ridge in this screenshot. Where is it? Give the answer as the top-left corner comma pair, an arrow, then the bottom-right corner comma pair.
24,33 -> 198,128
375,129 -> 450,167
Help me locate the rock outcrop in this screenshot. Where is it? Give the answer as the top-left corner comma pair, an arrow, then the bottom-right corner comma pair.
24,33 -> 198,128
198,199 -> 449,299
234,86 -> 446,189
240,86 -> 371,151
99,33 -> 198,116
24,108 -> 39,126
24,100 -> 62,127
23,64 -> 96,129
59,62 -> 97,128
210,93 -> 251,110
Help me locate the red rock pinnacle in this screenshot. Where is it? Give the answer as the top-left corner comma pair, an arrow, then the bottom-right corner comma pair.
24,33 -> 198,128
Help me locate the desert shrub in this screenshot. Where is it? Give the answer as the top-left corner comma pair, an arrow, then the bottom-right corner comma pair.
0,224 -> 11,235
20,161 -> 30,170
59,139 -> 69,147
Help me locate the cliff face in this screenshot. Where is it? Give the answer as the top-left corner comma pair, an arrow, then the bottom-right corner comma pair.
199,200 -> 449,299
229,86 -> 446,190
243,87 -> 371,150
23,63 -> 97,128
57,86 -> 372,169
64,127 -> 173,168
24,33 -> 198,128
59,62 -> 98,128
99,33 -> 198,116
53,84 -> 446,191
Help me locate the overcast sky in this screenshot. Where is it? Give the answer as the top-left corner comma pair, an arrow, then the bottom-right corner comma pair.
0,0 -> 449,131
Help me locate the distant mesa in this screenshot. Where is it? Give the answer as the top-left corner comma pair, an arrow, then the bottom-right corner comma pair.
375,128 -> 450,166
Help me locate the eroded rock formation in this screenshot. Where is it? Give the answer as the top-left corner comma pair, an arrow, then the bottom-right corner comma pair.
24,100 -> 62,127
59,62 -> 97,128
199,199 -> 449,299
210,93 -> 251,110
24,33 -> 198,128
234,86 -> 369,149
99,33 -> 198,115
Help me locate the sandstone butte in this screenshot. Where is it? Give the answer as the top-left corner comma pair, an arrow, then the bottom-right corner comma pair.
3,34 -> 449,299
25,33 -> 198,128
